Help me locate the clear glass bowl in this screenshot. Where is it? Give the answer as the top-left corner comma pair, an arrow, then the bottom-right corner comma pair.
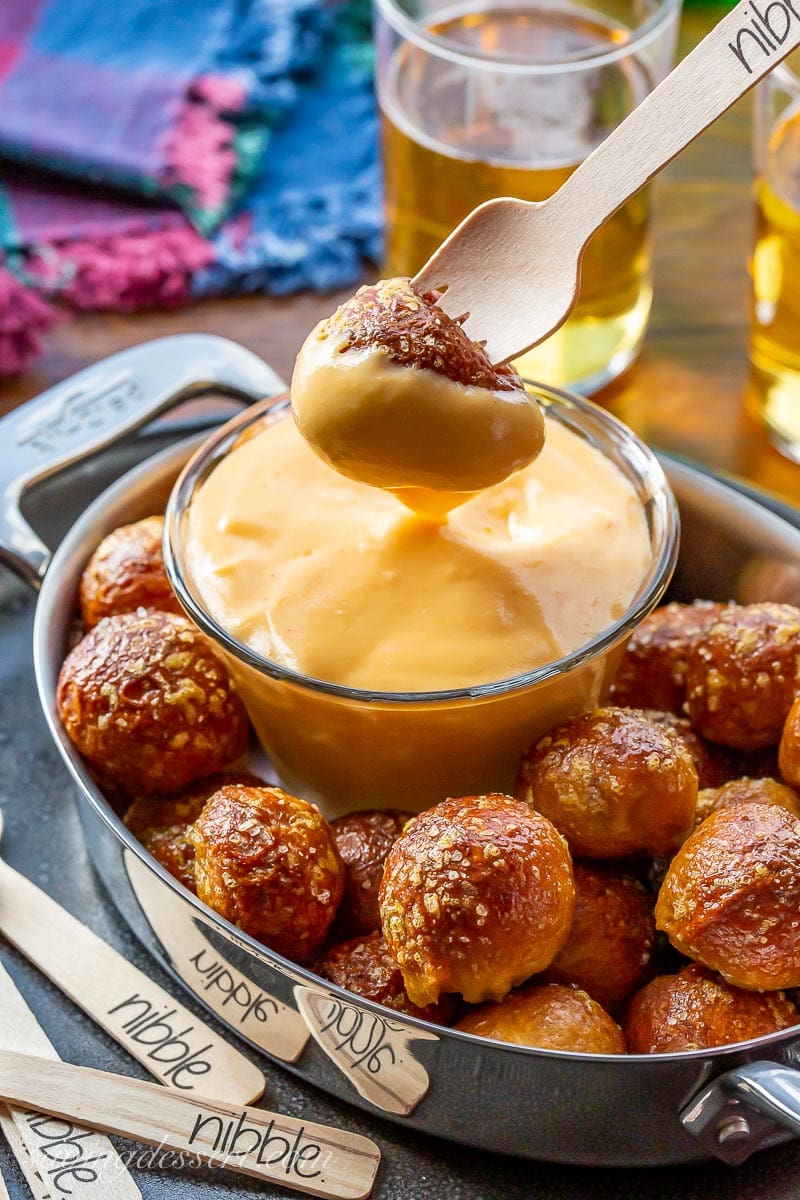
164,384 -> 679,817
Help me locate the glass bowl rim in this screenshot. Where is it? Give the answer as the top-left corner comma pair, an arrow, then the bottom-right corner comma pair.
372,0 -> 684,76
163,382 -> 680,706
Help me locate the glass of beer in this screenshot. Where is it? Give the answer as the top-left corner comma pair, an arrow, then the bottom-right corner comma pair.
748,55 -> 800,460
374,0 -> 682,394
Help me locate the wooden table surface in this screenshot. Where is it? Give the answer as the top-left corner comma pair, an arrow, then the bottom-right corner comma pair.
3,7 -> 800,506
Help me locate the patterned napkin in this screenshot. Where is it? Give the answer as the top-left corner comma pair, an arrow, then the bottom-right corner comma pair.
0,0 -> 381,373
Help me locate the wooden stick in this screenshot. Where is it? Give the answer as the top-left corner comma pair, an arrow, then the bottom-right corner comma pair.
0,1108 -> 51,1200
0,961 -> 142,1200
0,1052 -> 380,1200
0,854 -> 265,1103
295,985 -> 437,1116
124,851 -> 309,1063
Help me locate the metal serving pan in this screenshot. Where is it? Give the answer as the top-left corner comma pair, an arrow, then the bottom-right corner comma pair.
5,334 -> 800,1169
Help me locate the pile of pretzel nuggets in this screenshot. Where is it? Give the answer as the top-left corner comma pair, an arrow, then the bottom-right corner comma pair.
55,510 -> 800,1056
53,275 -> 800,1056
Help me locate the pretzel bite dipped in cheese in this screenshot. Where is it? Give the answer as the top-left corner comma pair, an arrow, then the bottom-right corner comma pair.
291,277 -> 545,513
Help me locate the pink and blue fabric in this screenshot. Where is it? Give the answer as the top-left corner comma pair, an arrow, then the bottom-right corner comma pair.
0,0 -> 381,372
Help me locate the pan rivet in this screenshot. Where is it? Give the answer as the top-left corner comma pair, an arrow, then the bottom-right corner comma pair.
716,1115 -> 751,1146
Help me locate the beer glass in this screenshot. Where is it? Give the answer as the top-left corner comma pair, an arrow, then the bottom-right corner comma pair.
374,0 -> 683,394
748,55 -> 800,460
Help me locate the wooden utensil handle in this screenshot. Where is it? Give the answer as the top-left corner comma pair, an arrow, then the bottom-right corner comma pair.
0,1108 -> 52,1200
0,857 -> 265,1104
0,1052 -> 380,1200
558,0 -> 800,239
0,960 -> 143,1199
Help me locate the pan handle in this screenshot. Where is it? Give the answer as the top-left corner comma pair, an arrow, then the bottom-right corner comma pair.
0,334 -> 286,589
681,1058 -> 800,1163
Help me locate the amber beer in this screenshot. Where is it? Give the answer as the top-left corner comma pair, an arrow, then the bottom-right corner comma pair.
378,3 -> 661,393
748,87 -> 800,457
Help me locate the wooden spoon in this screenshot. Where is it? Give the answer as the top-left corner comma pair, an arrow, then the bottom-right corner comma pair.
415,0 -> 800,364
0,808 -> 265,1104
0,1051 -> 381,1200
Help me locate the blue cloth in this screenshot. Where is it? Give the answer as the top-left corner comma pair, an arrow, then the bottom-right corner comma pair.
196,30 -> 382,298
0,0 -> 383,373
0,0 -> 329,231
